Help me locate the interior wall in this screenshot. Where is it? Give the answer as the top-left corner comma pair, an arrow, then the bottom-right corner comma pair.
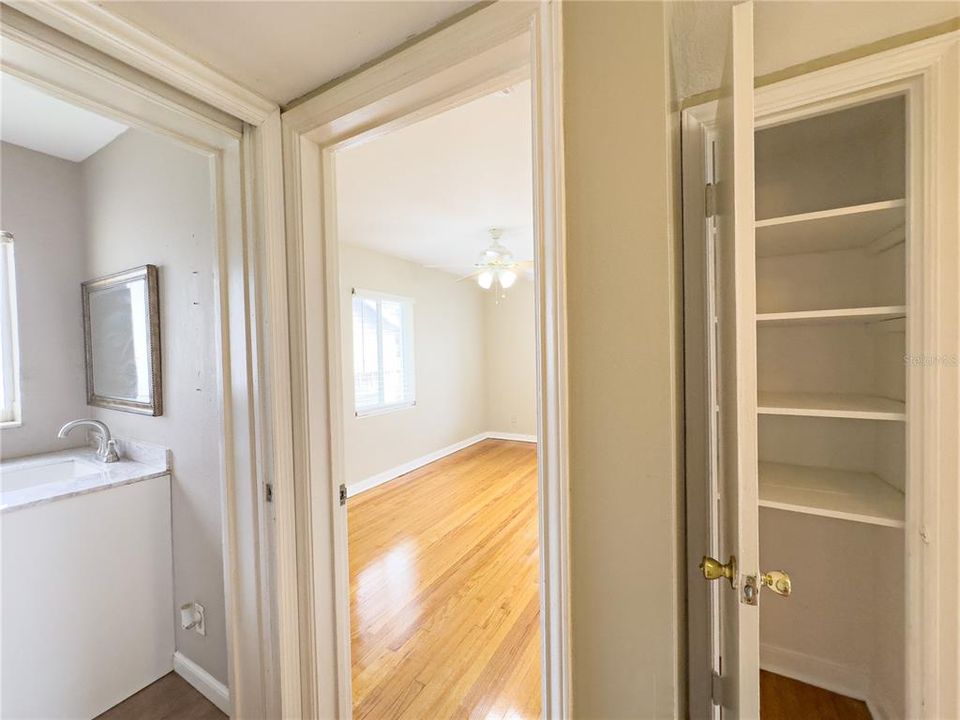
759,509 -> 905,718
668,1 -> 959,105
562,2 -> 682,717
0,142 -> 88,458
483,278 -> 536,437
339,243 -> 488,487
80,129 -> 227,686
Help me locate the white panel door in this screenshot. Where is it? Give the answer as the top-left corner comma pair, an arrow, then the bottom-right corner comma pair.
713,1 -> 759,717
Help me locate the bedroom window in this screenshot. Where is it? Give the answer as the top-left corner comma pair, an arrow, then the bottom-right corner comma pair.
0,231 -> 22,426
351,288 -> 415,416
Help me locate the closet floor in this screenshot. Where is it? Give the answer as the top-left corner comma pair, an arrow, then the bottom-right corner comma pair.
760,670 -> 872,719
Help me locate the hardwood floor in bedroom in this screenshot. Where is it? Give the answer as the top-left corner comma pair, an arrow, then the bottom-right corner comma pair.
348,439 -> 541,720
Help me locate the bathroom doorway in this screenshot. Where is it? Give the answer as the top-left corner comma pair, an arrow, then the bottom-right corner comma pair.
0,21 -> 274,718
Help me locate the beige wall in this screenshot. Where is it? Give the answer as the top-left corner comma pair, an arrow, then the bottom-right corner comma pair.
339,244 -> 488,487
80,129 -> 227,685
484,278 -> 537,437
339,244 -> 538,488
669,1 -> 959,104
0,143 -> 88,458
563,2 -> 682,717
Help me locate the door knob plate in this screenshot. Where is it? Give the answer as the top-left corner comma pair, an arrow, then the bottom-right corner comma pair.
761,570 -> 792,596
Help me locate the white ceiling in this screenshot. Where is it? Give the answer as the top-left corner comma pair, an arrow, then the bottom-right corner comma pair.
336,80 -> 532,273
101,1 -> 476,105
669,1 -> 960,103
1,73 -> 128,162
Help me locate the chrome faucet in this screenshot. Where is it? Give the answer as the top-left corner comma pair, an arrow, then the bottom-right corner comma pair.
57,419 -> 120,463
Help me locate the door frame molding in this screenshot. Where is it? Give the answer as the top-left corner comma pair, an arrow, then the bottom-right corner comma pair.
0,6 -> 294,717
682,30 -> 960,719
5,0 -> 275,124
280,2 -> 570,717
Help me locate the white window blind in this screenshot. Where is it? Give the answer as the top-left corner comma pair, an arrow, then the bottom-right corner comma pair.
0,231 -> 22,425
352,289 -> 415,415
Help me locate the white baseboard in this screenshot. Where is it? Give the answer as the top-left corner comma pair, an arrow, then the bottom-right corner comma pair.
347,431 -> 538,497
867,698 -> 888,720
760,643 -> 869,702
173,651 -> 231,715
347,433 -> 487,497
485,431 -> 537,443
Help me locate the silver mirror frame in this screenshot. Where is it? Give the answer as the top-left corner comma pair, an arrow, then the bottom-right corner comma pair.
82,264 -> 162,416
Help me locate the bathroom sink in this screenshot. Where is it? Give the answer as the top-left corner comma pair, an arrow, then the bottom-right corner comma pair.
0,458 -> 103,493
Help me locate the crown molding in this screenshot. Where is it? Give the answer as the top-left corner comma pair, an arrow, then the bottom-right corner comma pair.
7,0 -> 277,125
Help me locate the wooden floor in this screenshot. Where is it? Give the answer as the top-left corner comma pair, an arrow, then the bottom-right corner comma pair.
348,439 -> 541,720
760,670 -> 872,719
95,672 -> 225,720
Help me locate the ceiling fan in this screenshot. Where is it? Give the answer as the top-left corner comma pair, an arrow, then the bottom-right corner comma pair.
430,229 -> 533,296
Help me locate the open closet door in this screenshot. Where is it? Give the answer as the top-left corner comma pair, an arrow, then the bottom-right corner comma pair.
702,1 -> 759,717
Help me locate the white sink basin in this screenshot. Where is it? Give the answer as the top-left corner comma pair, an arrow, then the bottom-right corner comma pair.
0,458 -> 103,493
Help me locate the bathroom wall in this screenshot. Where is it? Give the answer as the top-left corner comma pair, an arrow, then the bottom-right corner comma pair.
0,142 -> 88,457
80,129 -> 227,685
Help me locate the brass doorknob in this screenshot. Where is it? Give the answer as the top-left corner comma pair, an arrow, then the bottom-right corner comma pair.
761,570 -> 792,596
700,555 -> 736,588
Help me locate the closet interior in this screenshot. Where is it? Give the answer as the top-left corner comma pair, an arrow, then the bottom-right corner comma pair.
753,95 -> 907,717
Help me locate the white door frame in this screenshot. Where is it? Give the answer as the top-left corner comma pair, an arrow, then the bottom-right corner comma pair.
0,6 -> 294,717
682,31 -> 960,719
279,2 -> 569,717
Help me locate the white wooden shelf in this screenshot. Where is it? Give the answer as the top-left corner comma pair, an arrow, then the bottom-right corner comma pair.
756,199 -> 905,257
757,306 -> 906,327
757,392 -> 906,421
759,462 -> 905,528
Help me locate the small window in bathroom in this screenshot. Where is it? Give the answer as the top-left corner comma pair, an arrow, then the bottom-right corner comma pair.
351,288 -> 415,416
0,231 -> 21,426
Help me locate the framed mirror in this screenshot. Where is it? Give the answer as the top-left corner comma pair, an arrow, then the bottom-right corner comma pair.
82,265 -> 162,415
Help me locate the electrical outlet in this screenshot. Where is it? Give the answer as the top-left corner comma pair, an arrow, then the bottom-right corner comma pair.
180,602 -> 206,636
510,414 -> 519,428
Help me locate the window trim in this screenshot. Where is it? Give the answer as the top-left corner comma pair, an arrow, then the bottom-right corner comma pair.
350,287 -> 415,417
0,231 -> 22,428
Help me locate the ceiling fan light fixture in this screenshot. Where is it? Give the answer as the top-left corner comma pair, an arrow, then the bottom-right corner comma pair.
477,270 -> 494,290
498,269 -> 517,289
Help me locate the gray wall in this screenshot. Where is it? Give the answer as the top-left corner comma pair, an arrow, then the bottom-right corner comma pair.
81,129 -> 226,685
0,142 -> 88,457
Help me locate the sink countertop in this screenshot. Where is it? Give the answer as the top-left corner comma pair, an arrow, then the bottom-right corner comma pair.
0,442 -> 170,513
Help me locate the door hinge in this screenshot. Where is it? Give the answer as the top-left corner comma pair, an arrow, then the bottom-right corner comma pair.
339,483 -> 347,506
705,182 -> 717,218
265,483 -> 273,503
711,670 -> 724,706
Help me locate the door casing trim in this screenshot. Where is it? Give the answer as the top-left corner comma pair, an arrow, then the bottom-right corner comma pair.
280,2 -> 570,717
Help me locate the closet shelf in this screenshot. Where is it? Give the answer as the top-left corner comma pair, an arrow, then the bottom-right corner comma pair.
756,199 -> 905,258
758,392 -> 906,421
756,306 -> 906,327
759,461 -> 905,528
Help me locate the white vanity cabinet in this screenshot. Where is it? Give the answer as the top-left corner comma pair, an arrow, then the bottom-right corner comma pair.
1,473 -> 174,719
